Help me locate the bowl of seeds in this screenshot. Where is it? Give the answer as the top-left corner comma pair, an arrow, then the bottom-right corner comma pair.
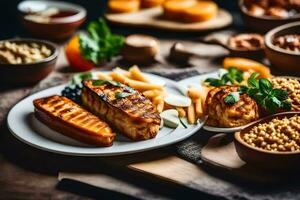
234,111 -> 300,170
0,38 -> 58,84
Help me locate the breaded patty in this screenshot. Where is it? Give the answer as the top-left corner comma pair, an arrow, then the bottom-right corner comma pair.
205,86 -> 259,127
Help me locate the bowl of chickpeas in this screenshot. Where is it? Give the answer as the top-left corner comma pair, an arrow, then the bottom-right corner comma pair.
0,38 -> 58,84
234,111 -> 300,170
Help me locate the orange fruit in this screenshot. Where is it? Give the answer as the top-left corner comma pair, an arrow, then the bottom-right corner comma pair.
65,36 -> 94,71
223,57 -> 272,78
108,0 -> 140,13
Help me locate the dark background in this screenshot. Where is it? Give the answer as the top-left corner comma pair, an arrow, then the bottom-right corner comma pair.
0,0 -> 240,39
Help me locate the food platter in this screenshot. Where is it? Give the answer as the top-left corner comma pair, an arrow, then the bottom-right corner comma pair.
105,7 -> 232,32
7,72 -> 204,156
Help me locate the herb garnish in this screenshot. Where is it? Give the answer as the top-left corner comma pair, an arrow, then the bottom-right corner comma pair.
92,79 -> 121,87
79,18 -> 124,64
115,92 -> 134,99
240,72 -> 291,113
205,67 -> 244,87
179,117 -> 187,128
224,92 -> 240,105
70,72 -> 93,85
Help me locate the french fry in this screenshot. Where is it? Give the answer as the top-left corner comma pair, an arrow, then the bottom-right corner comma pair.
143,89 -> 163,99
114,67 -> 132,78
127,79 -> 163,91
188,87 -> 201,99
97,72 -> 113,81
110,71 -> 129,84
129,65 -> 149,83
163,103 -> 174,110
176,107 -> 186,118
187,103 -> 196,124
194,98 -> 203,117
199,85 -> 210,108
154,95 -> 164,113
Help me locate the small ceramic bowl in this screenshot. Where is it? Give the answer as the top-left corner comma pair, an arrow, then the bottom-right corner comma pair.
0,39 -> 58,84
239,0 -> 300,33
18,0 -> 86,41
264,22 -> 300,74
234,111 -> 300,170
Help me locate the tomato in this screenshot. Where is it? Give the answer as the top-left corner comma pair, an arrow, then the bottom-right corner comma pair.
65,36 -> 94,71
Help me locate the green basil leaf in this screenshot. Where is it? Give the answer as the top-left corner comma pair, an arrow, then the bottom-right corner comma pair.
204,78 -> 222,87
92,79 -> 122,87
247,72 -> 260,88
265,96 -> 281,113
115,92 -> 133,99
239,85 -> 249,94
272,89 -> 289,101
259,78 -> 273,95
248,88 -> 260,97
281,100 -> 292,111
224,92 -> 240,105
79,33 -> 100,64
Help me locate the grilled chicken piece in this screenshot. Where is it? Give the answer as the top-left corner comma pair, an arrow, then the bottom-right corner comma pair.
205,86 -> 259,127
82,80 -> 161,141
33,95 -> 115,147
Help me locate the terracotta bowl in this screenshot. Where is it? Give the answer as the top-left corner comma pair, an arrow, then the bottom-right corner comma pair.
234,111 -> 300,170
0,39 -> 58,85
239,0 -> 300,33
264,22 -> 300,74
18,0 -> 86,41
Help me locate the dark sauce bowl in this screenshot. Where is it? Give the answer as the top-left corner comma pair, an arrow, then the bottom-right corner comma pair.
0,38 -> 58,85
18,0 -> 86,41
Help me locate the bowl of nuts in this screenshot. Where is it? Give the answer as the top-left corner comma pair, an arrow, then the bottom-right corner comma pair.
0,38 -> 58,84
264,22 -> 300,74
234,111 -> 300,170
239,0 -> 300,32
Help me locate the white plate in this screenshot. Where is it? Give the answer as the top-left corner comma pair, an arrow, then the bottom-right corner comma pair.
179,69 -> 248,133
7,72 -> 204,156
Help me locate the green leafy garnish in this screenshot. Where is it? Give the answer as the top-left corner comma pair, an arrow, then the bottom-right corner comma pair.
92,79 -> 121,87
79,18 -> 124,64
224,92 -> 240,105
179,117 -> 187,129
240,73 -> 291,113
115,92 -> 133,99
70,72 -> 93,85
205,67 -> 244,87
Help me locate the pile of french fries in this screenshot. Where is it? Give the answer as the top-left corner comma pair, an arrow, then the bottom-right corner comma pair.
97,65 -> 206,125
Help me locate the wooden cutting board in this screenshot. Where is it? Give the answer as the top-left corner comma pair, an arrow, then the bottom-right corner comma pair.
128,134 -> 295,184
105,7 -> 232,32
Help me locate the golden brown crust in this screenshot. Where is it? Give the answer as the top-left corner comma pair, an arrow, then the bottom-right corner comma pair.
33,95 -> 115,147
82,81 -> 161,140
205,86 -> 259,127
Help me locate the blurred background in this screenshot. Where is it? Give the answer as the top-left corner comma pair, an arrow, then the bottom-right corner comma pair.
0,0 -> 240,39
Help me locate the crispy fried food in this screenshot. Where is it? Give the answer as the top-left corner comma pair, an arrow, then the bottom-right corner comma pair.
183,1 -> 218,22
205,86 -> 259,127
33,95 -> 115,146
108,0 -> 140,13
82,80 -> 161,140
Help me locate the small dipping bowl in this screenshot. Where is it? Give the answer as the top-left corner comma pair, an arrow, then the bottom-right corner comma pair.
18,0 -> 86,41
239,0 -> 300,33
265,22 -> 300,74
0,39 -> 58,84
234,111 -> 300,170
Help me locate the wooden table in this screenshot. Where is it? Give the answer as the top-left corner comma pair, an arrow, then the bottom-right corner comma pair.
0,39 -> 228,200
